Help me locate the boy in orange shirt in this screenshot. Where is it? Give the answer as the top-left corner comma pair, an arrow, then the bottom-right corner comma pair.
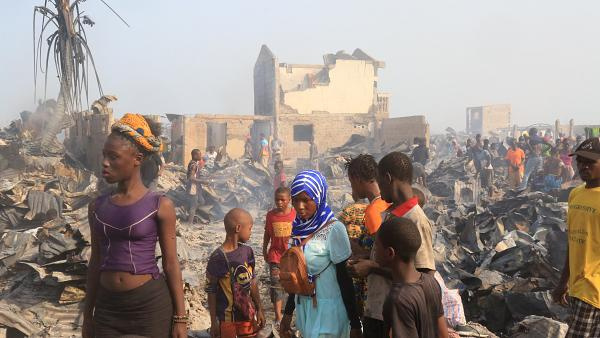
345,155 -> 390,239
262,187 -> 296,325
344,154 -> 391,337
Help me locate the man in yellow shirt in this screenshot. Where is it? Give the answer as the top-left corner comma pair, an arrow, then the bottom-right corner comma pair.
553,137 -> 600,337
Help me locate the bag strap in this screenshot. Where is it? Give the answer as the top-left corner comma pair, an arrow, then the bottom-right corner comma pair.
294,220 -> 336,308
311,261 -> 332,279
218,246 -> 230,269
218,246 -> 235,321
218,247 -> 234,288
299,220 -> 335,284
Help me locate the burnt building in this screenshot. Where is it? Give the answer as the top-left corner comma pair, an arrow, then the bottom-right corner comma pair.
171,46 -> 429,165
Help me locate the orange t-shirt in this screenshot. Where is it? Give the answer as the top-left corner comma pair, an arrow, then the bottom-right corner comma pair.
364,198 -> 391,235
265,208 -> 296,264
505,148 -> 526,174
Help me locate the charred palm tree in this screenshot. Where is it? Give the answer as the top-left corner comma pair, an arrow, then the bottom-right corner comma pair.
33,0 -> 126,150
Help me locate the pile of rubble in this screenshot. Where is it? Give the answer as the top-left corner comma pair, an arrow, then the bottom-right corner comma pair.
158,159 -> 274,223
426,155 -> 571,336
0,145 -> 97,336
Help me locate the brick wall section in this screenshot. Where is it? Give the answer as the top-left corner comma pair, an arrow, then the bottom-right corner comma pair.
179,114 -> 271,165
177,113 -> 427,164
278,113 -> 375,159
380,115 -> 430,147
175,112 -> 427,166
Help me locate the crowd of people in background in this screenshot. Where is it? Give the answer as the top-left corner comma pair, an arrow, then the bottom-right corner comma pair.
84,113 -> 600,338
441,127 -> 584,195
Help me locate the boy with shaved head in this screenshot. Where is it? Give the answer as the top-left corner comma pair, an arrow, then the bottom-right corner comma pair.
206,208 -> 265,338
374,217 -> 447,338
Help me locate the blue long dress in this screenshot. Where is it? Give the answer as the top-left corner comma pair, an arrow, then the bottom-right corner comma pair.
295,220 -> 352,338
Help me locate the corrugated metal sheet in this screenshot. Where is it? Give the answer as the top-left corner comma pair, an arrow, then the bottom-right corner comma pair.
39,230 -> 79,261
0,231 -> 38,275
0,270 -> 84,337
25,191 -> 61,221
0,168 -> 21,193
0,208 -> 26,230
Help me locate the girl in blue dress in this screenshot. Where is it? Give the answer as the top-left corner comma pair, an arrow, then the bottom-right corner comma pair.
280,170 -> 362,338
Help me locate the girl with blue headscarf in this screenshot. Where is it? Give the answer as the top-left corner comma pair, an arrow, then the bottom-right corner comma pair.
280,170 -> 362,338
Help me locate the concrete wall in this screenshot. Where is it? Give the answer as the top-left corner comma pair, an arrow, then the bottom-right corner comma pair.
278,64 -> 324,92
175,112 -> 388,165
278,113 -> 374,159
281,60 -> 377,115
380,115 -> 429,147
175,112 -> 401,164
177,114 -> 271,165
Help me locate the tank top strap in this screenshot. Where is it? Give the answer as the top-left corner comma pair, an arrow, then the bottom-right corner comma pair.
93,192 -> 112,213
148,191 -> 165,211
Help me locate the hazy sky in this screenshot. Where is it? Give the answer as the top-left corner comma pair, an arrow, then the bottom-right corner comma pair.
2,0 -> 599,132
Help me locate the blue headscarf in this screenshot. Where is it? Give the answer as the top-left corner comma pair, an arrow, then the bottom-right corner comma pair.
290,170 -> 335,240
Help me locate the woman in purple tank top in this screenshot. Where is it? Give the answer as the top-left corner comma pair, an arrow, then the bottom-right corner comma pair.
83,114 -> 187,338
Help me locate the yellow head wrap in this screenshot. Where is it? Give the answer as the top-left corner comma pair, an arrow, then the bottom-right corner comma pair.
111,113 -> 162,153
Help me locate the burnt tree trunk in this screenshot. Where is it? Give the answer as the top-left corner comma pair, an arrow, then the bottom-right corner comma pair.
41,0 -> 75,149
